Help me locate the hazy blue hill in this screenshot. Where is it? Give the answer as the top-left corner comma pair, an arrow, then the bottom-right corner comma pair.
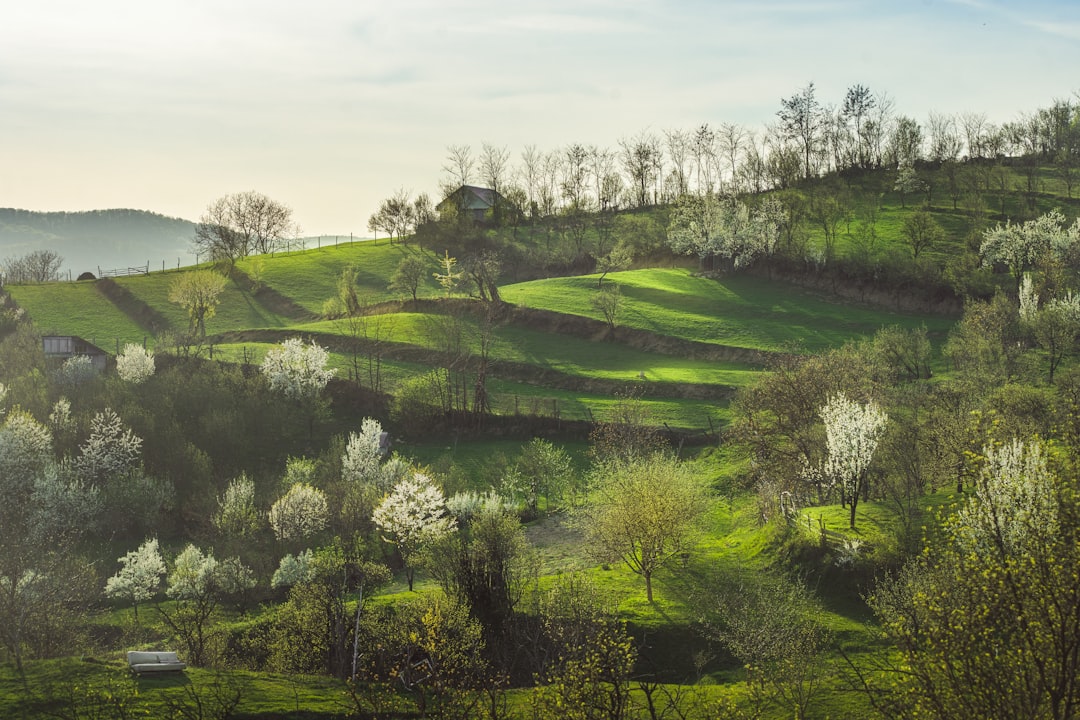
0,208 -> 196,277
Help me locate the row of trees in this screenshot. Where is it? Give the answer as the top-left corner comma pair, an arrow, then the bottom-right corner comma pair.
427,90 -> 1080,220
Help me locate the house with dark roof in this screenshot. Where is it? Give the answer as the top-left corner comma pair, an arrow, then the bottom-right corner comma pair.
42,335 -> 108,372
437,185 -> 513,225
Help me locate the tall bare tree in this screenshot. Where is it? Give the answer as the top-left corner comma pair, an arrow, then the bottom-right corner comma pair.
193,191 -> 295,265
778,82 -> 824,180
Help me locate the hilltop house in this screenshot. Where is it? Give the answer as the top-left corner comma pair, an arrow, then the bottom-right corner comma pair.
437,185 -> 513,225
43,335 -> 108,372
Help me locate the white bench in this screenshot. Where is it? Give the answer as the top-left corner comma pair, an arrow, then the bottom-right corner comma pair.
126,650 -> 187,674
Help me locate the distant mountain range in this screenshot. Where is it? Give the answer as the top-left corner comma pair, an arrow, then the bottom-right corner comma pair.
0,208 -> 197,278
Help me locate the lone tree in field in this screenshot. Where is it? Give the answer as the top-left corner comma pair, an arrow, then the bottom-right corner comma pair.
193,190 -> 295,265
819,392 -> 888,529
168,269 -> 227,338
583,453 -> 707,602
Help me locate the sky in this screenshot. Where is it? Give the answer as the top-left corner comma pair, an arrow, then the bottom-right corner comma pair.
2,0 -> 1079,236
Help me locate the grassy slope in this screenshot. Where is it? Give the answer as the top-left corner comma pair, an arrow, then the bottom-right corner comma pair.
502,268 -> 956,353
6,281 -> 148,346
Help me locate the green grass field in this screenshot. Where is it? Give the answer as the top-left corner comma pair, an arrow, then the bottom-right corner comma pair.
502,268 -> 956,353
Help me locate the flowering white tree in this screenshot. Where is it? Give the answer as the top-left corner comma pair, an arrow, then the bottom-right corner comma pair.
981,210 -> 1080,294
268,482 -> 328,543
668,193 -> 786,273
54,354 -> 95,390
261,338 -> 336,402
212,474 -> 261,538
76,408 -> 142,482
819,392 -> 888,529
271,549 -> 313,589
104,537 -> 166,621
0,410 -> 53,484
162,544 -> 221,666
116,343 -> 155,384
341,417 -> 386,485
372,472 -> 455,591
956,439 -> 1055,555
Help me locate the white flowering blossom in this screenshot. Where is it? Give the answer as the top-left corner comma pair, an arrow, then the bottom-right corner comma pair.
116,343 -> 155,384
956,439 -> 1055,555
76,409 -> 142,482
981,210 -> 1080,289
55,354 -> 96,390
212,475 -> 260,538
48,397 -> 72,434
446,489 -> 516,523
30,463 -> 99,542
819,392 -> 888,527
261,338 -> 336,401
215,556 -> 257,597
104,538 -> 166,618
1018,274 -> 1039,324
373,472 -> 455,590
0,410 -> 53,485
167,544 -> 219,601
268,482 -> 329,542
271,549 -> 314,589
342,418 -> 384,483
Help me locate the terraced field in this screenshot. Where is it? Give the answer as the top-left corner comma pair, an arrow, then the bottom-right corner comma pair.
6,247 -> 957,430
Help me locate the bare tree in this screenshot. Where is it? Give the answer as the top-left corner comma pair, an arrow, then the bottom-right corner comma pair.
927,111 -> 963,163
193,191 -> 295,265
3,249 -> 63,284
368,188 -> 416,243
664,128 -> 691,198
778,82 -> 824,180
619,132 -> 661,207
718,123 -> 748,192
442,144 -> 474,196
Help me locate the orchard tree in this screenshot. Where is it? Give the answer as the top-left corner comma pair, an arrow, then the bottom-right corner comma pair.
668,193 -> 785,272
76,408 -> 142,483
981,210 -> 1080,294
902,210 -> 945,260
269,482 -> 329,544
193,190 -> 295,265
372,472 -> 455,591
819,392 -> 888,529
388,254 -> 428,301
212,474 -> 261,539
584,453 -> 706,602
261,338 -> 336,438
168,269 -> 227,338
507,437 -> 575,516
104,537 -> 166,622
115,343 -> 155,384
868,438 -> 1080,720
161,544 -> 221,667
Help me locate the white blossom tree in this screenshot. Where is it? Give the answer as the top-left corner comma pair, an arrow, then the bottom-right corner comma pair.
76,408 -> 142,483
104,537 -> 165,621
262,337 -> 336,439
341,417 -> 386,486
54,354 -> 95,391
0,410 -> 53,485
268,482 -> 329,543
271,549 -> 313,589
212,474 -> 261,538
956,439 -> 1055,555
116,343 -> 155,384
261,338 -> 336,402
981,210 -> 1080,294
668,193 -> 786,273
372,472 -> 455,590
162,544 -> 220,666
819,392 -> 888,529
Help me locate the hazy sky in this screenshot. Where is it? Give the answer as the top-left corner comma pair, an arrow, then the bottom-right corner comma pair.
2,0 -> 1079,235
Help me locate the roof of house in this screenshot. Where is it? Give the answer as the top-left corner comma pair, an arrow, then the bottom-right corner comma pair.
438,185 -> 501,211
